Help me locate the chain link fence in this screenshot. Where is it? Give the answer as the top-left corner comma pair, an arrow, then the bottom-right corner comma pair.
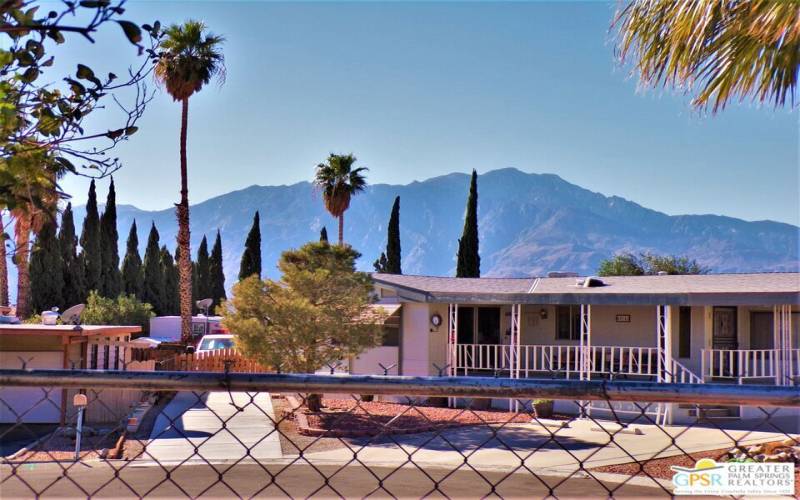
1,368 -> 798,498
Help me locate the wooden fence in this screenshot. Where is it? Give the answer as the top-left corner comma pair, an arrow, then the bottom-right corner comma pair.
156,348 -> 271,373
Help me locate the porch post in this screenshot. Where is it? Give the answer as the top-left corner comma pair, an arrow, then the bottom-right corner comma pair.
510,304 -> 523,411
447,303 -> 458,407
656,305 -> 673,383
579,305 -> 591,381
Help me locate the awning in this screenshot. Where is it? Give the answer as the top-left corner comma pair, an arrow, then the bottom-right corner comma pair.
369,303 -> 402,315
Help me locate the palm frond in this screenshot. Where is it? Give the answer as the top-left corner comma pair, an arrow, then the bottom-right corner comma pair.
613,0 -> 800,112
154,20 -> 226,101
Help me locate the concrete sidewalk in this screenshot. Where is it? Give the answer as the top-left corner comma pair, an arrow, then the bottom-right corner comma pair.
143,391 -> 281,464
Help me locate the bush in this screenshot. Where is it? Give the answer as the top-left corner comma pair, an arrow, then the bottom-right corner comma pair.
80,291 -> 155,335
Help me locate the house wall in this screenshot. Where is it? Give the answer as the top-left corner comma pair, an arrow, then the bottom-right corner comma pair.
401,303 -> 432,376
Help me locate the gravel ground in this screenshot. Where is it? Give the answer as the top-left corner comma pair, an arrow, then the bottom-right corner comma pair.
8,427 -> 121,462
304,398 -> 531,437
272,396 -> 350,455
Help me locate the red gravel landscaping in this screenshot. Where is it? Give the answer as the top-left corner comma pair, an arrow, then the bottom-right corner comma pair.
300,399 -> 532,437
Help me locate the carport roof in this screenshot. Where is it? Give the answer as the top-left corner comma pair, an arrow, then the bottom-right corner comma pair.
371,272 -> 800,306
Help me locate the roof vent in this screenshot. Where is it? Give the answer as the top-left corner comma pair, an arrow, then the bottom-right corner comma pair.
576,276 -> 605,288
548,271 -> 579,278
657,271 -> 668,276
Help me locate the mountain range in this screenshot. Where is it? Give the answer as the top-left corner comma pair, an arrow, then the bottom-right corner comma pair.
59,167 -> 797,291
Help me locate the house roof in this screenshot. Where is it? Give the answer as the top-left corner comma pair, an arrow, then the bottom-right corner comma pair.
0,324 -> 142,337
372,272 -> 800,306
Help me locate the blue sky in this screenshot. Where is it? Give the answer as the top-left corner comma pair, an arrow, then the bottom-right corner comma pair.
57,1 -> 798,225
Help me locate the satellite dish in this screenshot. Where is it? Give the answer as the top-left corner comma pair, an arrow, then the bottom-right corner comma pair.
196,298 -> 213,314
61,304 -> 85,325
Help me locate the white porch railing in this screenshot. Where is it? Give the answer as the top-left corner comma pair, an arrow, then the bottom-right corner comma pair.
455,344 -> 667,379
701,349 -> 780,384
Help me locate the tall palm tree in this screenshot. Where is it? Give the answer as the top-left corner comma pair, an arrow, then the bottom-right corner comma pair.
313,154 -> 368,245
155,21 -> 225,344
614,0 -> 799,113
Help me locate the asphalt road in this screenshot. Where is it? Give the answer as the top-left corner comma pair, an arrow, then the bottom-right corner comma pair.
1,461 -> 668,498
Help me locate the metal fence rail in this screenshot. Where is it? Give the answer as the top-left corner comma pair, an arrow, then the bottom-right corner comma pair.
1,369 -> 799,499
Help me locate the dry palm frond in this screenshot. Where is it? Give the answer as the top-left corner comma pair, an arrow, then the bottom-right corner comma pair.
614,0 -> 800,112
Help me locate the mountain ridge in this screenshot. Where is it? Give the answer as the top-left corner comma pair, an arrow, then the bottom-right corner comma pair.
61,168 -> 797,291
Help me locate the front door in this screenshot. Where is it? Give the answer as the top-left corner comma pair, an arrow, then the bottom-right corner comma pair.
713,307 -> 738,350
477,307 -> 501,345
750,312 -> 774,350
713,307 -> 738,377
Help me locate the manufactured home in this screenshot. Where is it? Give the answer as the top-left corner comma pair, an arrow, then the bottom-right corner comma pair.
367,272 -> 800,426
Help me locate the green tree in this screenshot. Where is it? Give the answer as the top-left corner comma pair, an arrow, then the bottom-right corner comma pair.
0,3 -> 158,213
209,230 -> 226,310
374,196 -> 401,274
456,170 -> 480,278
313,153 -> 368,245
81,291 -> 155,336
121,220 -> 143,298
195,235 -> 210,300
141,223 -> 164,315
613,1 -> 799,113
597,253 -> 645,277
99,178 -> 122,297
80,179 -> 102,293
224,242 -> 383,411
161,245 -> 180,315
155,20 -> 225,343
238,211 -> 261,280
641,253 -> 709,275
58,203 -> 85,308
29,219 -> 63,314
319,226 -> 328,243
597,252 -> 709,276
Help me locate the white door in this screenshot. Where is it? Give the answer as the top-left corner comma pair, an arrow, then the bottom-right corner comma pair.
0,351 -> 63,423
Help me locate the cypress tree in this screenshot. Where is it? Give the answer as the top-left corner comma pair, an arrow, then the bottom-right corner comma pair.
161,245 -> 180,315
384,196 -> 401,274
30,219 -> 64,314
319,226 -> 328,243
195,236 -> 210,300
373,252 -> 388,273
141,223 -> 164,314
80,180 -> 102,293
209,230 -> 226,310
238,211 -> 262,280
121,220 -> 143,298
99,178 -> 122,297
59,203 -> 86,308
456,169 -> 480,278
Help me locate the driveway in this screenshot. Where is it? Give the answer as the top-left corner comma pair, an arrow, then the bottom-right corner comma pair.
300,418 -> 790,473
142,391 -> 281,464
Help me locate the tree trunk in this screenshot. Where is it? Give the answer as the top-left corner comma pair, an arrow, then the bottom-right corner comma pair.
15,214 -> 31,318
338,214 -> 344,245
306,393 -> 322,412
177,97 -> 193,344
0,213 -> 9,307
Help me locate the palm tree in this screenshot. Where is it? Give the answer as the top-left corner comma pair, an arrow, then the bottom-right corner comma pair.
313,154 -> 368,245
155,20 -> 225,344
614,1 -> 799,113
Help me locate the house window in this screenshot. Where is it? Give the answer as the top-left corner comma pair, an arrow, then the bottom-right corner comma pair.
555,305 -> 580,340
678,306 -> 691,358
381,312 -> 400,347
90,344 -> 98,370
103,345 -> 110,370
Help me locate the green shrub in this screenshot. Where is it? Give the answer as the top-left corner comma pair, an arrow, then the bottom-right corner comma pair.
80,291 -> 155,335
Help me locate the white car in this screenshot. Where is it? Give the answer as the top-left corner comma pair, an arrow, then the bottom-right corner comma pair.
195,334 -> 235,354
